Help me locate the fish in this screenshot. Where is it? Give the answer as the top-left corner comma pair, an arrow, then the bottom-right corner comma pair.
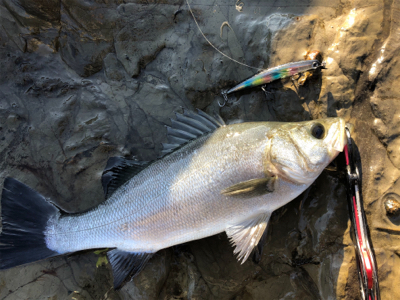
0,109 -> 346,288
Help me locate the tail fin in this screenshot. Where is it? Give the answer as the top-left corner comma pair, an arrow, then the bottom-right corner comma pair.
0,177 -> 59,269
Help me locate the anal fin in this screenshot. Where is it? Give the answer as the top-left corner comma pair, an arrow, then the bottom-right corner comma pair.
226,213 -> 271,263
107,249 -> 153,289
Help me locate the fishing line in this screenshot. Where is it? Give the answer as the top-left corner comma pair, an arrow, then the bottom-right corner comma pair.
185,0 -> 261,71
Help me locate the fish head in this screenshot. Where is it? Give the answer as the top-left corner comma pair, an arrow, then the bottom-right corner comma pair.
267,118 -> 347,184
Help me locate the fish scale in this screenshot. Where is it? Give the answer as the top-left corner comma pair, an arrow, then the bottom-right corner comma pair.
45,124 -> 301,253
0,110 -> 346,289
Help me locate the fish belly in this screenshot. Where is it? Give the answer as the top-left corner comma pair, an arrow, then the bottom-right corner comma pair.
45,129 -> 308,254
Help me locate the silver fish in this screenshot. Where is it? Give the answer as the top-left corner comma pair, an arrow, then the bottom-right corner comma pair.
0,110 -> 346,288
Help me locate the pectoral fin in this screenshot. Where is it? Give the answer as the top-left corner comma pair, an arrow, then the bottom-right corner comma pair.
221,176 -> 277,198
226,213 -> 271,263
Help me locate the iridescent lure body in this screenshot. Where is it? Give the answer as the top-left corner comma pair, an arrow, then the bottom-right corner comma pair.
226,60 -> 324,94
221,59 -> 326,106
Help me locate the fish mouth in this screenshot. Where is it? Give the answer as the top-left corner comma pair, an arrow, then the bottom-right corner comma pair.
325,118 -> 347,153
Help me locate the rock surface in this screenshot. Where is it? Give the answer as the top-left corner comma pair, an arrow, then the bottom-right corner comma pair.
0,0 -> 398,299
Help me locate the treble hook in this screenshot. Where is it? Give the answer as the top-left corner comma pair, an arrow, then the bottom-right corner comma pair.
291,73 -> 303,81
219,92 -> 229,107
262,85 -> 276,101
261,85 -> 269,94
291,73 -> 302,95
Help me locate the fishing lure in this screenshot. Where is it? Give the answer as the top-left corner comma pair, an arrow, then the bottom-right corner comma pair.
220,59 -> 326,107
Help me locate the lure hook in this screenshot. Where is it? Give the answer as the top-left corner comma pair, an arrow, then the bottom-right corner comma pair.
291,73 -> 303,81
219,92 -> 229,107
261,85 -> 270,96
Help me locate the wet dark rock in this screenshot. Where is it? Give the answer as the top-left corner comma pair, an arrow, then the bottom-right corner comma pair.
14,0 -> 60,23
158,248 -> 212,300
114,3 -> 176,77
289,267 -> 321,300
59,30 -> 114,77
3,0 -> 60,27
0,0 -> 398,299
59,1 -> 116,77
189,234 -> 262,299
121,249 -> 171,300
104,53 -> 128,82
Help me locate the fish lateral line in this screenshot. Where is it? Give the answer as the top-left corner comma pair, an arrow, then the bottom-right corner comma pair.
46,109 -> 227,236
0,109 -> 347,291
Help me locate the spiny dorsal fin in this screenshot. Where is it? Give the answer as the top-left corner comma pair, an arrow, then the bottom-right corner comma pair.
107,249 -> 153,289
221,177 -> 277,198
103,110 -> 224,195
162,108 -> 225,155
226,213 -> 272,264
102,157 -> 150,199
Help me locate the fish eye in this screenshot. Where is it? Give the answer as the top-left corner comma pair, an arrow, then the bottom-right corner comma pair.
312,61 -> 319,68
311,123 -> 325,139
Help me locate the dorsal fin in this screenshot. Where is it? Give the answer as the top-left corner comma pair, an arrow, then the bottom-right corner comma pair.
162,108 -> 225,154
102,110 -> 225,195
101,157 -> 150,199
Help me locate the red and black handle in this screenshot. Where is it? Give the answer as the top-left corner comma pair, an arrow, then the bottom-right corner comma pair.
344,127 -> 380,299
